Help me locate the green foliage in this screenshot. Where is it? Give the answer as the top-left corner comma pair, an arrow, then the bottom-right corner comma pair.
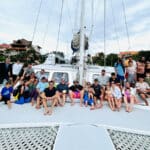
92,50 -> 150,66
92,52 -> 105,66
0,54 -> 5,62
138,50 -> 150,60
10,48 -> 46,64
106,53 -> 118,66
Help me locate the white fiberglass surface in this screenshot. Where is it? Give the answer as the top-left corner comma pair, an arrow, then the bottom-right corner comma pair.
0,100 -> 150,134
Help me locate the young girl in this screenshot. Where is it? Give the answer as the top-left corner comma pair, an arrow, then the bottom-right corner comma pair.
123,87 -> 134,112
111,82 -> 122,111
105,84 -> 115,111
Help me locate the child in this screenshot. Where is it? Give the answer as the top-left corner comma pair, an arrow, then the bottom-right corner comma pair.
111,82 -> 122,111
123,87 -> 134,112
0,81 -> 13,108
83,82 -> 95,110
105,84 -> 115,111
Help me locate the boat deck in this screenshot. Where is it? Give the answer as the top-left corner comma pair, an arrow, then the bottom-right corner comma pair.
0,99 -> 150,150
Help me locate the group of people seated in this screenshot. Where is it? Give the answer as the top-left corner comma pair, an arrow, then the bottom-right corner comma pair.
0,56 -> 150,115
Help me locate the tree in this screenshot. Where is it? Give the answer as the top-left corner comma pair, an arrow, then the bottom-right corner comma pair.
138,50 -> 150,61
92,52 -> 105,66
106,53 -> 118,66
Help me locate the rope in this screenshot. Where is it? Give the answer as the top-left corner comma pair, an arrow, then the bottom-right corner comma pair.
31,0 -> 43,43
110,0 -> 121,53
122,0 -> 131,50
88,0 -> 94,41
103,0 -> 106,67
42,3 -> 52,49
66,0 -> 74,34
74,0 -> 80,33
56,0 -> 64,52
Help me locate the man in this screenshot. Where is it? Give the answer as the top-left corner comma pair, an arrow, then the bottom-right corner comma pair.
23,64 -> 34,80
56,78 -> 69,106
36,69 -> 48,81
98,69 -> 109,86
136,76 -> 150,106
12,60 -> 23,82
91,79 -> 104,108
35,77 -> 49,108
41,80 -> 58,115
109,72 -> 120,84
69,80 -> 84,106
0,58 -> 12,84
114,58 -> 125,86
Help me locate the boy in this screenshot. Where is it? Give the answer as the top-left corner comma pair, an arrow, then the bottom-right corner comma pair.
0,81 -> 13,108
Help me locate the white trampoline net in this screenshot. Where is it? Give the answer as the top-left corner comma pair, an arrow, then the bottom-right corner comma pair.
0,126 -> 59,150
108,129 -> 150,150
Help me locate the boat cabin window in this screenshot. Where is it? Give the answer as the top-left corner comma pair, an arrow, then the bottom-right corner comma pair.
52,72 -> 69,83
35,71 -> 49,80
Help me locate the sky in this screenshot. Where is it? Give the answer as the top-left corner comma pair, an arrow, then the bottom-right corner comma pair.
0,0 -> 150,57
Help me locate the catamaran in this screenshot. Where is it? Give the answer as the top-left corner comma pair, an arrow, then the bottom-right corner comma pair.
0,0 -> 150,150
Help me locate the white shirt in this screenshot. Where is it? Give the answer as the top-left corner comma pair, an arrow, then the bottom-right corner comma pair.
136,82 -> 150,91
12,63 -> 23,75
98,75 -> 109,86
126,66 -> 136,75
111,86 -> 122,99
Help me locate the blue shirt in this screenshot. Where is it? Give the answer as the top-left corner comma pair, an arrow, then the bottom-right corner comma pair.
36,82 -> 49,92
1,86 -> 13,99
114,63 -> 124,76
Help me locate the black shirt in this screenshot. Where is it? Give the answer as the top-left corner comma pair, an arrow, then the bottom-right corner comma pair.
91,84 -> 101,95
57,83 -> 68,93
69,84 -> 83,92
109,77 -> 120,84
44,87 -> 56,97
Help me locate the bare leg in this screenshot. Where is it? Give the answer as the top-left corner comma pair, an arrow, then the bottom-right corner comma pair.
36,97 -> 41,109
124,97 -> 129,112
48,98 -> 58,115
7,100 -> 11,109
69,91 -> 75,106
62,94 -> 66,106
90,103 -> 95,110
108,97 -> 114,111
80,90 -> 84,107
139,93 -> 149,106
128,96 -> 134,112
42,98 -> 49,115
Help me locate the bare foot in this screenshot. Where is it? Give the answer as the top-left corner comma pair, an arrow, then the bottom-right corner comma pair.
80,103 -> 83,107
35,105 -> 41,109
31,100 -> 34,106
71,102 -> 75,106
47,109 -> 52,115
44,110 -> 49,115
90,107 -> 95,110
85,102 -> 88,107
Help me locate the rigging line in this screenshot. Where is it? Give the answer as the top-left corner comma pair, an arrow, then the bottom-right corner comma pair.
88,0 -> 94,41
66,0 -> 74,34
103,0 -> 106,67
31,0 -> 43,43
42,3 -> 52,48
110,0 -> 121,52
56,0 -> 64,52
121,0 -> 131,50
74,0 -> 80,32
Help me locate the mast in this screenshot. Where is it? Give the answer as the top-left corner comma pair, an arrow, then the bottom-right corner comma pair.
79,0 -> 85,85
